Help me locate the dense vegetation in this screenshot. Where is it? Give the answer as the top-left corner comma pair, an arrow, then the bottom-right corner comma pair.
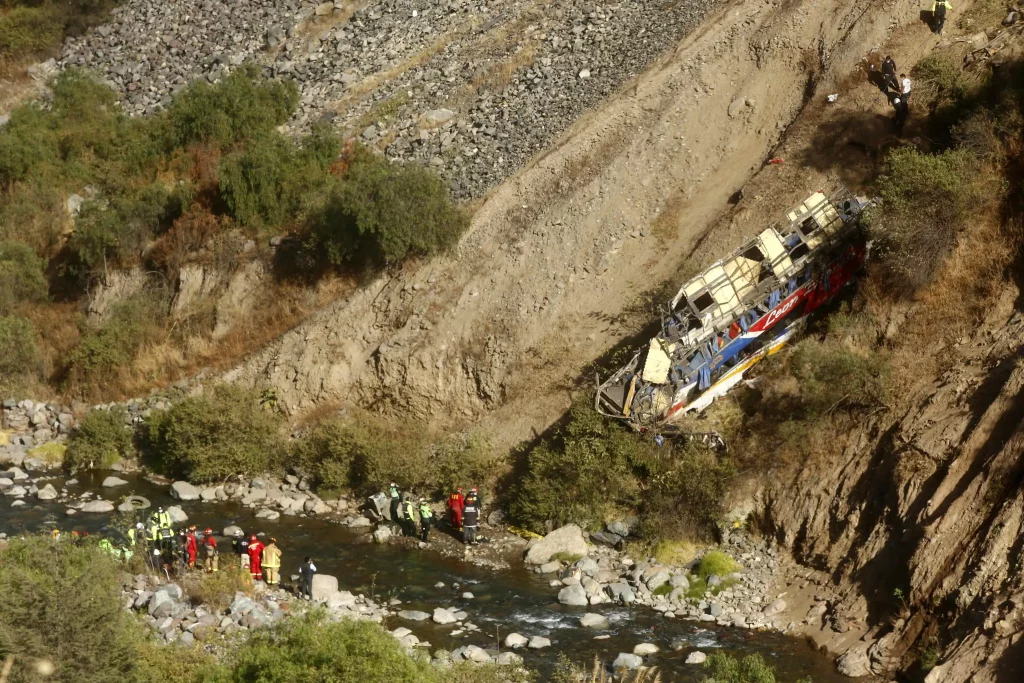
0,0 -> 117,68
64,405 -> 135,471
0,66 -> 466,400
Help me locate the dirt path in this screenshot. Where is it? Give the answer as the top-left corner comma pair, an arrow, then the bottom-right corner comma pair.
227,0 -> 953,448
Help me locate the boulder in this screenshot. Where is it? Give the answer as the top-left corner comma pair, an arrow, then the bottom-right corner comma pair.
170,481 -> 201,501
558,584 -> 588,606
223,525 -> 243,538
81,500 -> 114,513
669,573 -> 690,590
327,591 -> 356,609
311,574 -> 338,601
633,643 -> 659,655
36,483 -> 58,500
538,560 -> 562,574
454,645 -> 491,663
166,506 -> 188,524
399,610 -> 431,621
504,633 -> 528,649
606,520 -> 631,537
590,531 -> 622,547
148,590 -> 175,616
527,636 -> 551,649
837,645 -> 872,677
707,574 -> 722,588
229,594 -> 257,615
496,652 -> 523,666
524,524 -> 588,564
646,570 -> 671,591
575,556 -> 600,577
200,488 -> 217,501
764,598 -> 787,617
255,509 -> 281,521
373,527 -> 392,544
156,583 -> 184,600
686,651 -> 708,664
3,467 -> 28,481
612,653 -> 643,670
102,476 -> 129,487
433,608 -> 458,625
579,613 -> 610,629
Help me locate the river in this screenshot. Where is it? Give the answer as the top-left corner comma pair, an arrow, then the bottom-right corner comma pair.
0,471 -> 848,682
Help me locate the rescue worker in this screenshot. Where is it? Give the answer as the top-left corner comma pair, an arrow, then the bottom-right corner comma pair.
418,498 -> 433,543
447,487 -> 465,531
234,529 -> 250,570
184,526 -> 198,569
900,73 -> 912,105
128,522 -> 143,548
98,537 -> 117,557
402,496 -> 416,537
462,487 -> 481,545
155,506 -> 171,529
881,55 -> 897,93
147,515 -> 160,543
931,0 -> 952,33
298,556 -> 317,599
247,534 -> 265,581
202,529 -> 219,573
262,538 -> 282,586
388,482 -> 402,527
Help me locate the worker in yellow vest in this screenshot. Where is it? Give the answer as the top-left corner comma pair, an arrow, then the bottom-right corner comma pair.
262,538 -> 282,586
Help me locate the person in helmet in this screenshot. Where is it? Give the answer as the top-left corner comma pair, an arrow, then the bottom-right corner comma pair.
262,537 -> 281,586
447,487 -> 465,531
184,526 -> 198,569
388,482 -> 402,529
128,522 -> 144,548
233,530 -> 250,569
201,529 -> 219,573
247,534 -> 265,581
417,498 -> 433,543
462,487 -> 481,545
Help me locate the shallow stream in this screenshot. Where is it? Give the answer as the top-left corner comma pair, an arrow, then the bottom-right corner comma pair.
0,472 -> 846,682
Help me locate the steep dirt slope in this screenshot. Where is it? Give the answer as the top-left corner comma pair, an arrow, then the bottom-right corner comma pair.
228,0 -> 931,445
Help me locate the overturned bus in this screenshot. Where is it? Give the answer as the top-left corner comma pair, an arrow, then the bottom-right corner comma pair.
595,190 -> 873,430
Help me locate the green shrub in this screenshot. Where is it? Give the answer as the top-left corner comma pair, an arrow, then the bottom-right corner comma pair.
0,4 -> 63,65
0,314 -> 41,390
508,398 -> 649,533
145,384 -> 284,482
203,611 -> 439,683
136,641 -> 217,683
871,146 -> 982,292
219,127 -> 340,229
428,431 -> 495,499
0,536 -> 141,683
64,407 -> 135,472
69,184 -> 176,272
0,240 -> 48,313
289,417 -> 368,491
702,653 -> 776,683
309,146 -> 468,268
0,101 -> 59,187
163,65 -> 299,150
696,550 -> 739,578
784,337 -> 888,416
65,292 -> 168,388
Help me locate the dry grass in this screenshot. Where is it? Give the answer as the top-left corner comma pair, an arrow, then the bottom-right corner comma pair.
467,42 -> 538,94
181,564 -> 254,611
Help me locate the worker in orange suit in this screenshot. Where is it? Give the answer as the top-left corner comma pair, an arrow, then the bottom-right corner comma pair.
447,487 -> 465,531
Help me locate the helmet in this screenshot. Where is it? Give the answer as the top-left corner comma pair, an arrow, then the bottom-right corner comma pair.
157,506 -> 164,512
456,487 -> 462,492
470,487 -> 477,493
189,525 -> 196,532
250,535 -> 257,542
235,529 -> 243,537
269,537 -> 277,544
204,528 -> 212,535
419,497 -> 425,503
135,522 -> 143,530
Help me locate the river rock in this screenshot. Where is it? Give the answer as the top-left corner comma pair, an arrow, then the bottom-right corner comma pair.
590,531 -> 622,547
647,570 -> 671,591
200,488 -> 218,501
686,651 -> 708,664
36,483 -> 58,500
311,575 -> 338,601
524,524 -> 588,564
3,467 -> 28,481
558,584 -> 588,606
453,644 -> 491,663
81,500 -> 114,513
837,645 -> 872,677
255,508 -> 281,521
504,633 -> 528,649
223,525 -> 243,538
764,598 -> 787,617
170,481 -> 201,501
102,476 -> 129,487
539,561 -> 562,573
433,608 -> 459,625
612,653 -> 643,670
634,643 -> 659,655
670,573 -> 690,590
527,636 -> 551,649
327,591 -> 356,609
0,478 -> 12,487
166,506 -> 188,524
496,652 -> 523,666
399,610 -> 431,621
230,594 -> 258,615
148,590 -> 175,616
373,527 -> 392,543
575,556 -> 600,577
606,520 -> 631,537
579,613 -> 609,629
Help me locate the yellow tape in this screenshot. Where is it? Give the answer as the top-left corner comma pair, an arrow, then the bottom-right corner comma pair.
507,526 -> 543,539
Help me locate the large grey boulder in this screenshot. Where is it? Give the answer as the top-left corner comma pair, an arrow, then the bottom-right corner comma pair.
612,653 -> 643,670
764,598 -> 787,617
504,633 -> 528,649
575,556 -> 600,577
670,573 -> 690,590
453,645 -> 491,663
373,527 -> 392,544
433,607 -> 459,625
102,476 -> 129,487
148,590 -> 175,616
399,610 -> 431,621
311,574 -> 338,601
81,500 -> 114,513
3,467 -> 28,481
686,651 -> 708,664
558,584 -> 588,606
166,506 -> 188,524
606,520 -> 631,537
590,531 -> 623,547
170,481 -> 201,501
837,645 -> 872,677
579,613 -> 609,629
36,483 -> 58,500
524,524 -> 588,564
633,643 -> 659,655
496,652 -> 523,666
223,525 -> 243,538
527,636 -> 551,649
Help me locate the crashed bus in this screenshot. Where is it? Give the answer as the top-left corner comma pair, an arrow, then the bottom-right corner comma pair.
595,190 -> 873,429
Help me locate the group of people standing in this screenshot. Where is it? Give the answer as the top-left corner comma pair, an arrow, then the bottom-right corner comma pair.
386,483 -> 482,545
879,55 -> 912,132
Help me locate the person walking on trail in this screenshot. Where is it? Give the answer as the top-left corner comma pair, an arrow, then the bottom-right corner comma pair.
202,529 -> 219,573
882,56 -> 898,93
462,487 -> 481,545
900,73 -> 912,104
247,535 -> 265,581
932,0 -> 952,34
262,538 -> 282,586
234,529 -> 250,569
447,487 -> 465,531
418,498 -> 433,543
299,556 -> 317,599
389,482 -> 402,528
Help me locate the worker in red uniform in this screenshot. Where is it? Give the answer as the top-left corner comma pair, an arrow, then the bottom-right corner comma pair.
247,534 -> 265,581
447,487 -> 465,531
184,526 -> 198,569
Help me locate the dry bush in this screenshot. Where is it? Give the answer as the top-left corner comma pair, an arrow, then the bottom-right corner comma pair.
181,564 -> 253,611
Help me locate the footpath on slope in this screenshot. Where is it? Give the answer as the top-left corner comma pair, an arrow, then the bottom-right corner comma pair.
227,0 -> 938,450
